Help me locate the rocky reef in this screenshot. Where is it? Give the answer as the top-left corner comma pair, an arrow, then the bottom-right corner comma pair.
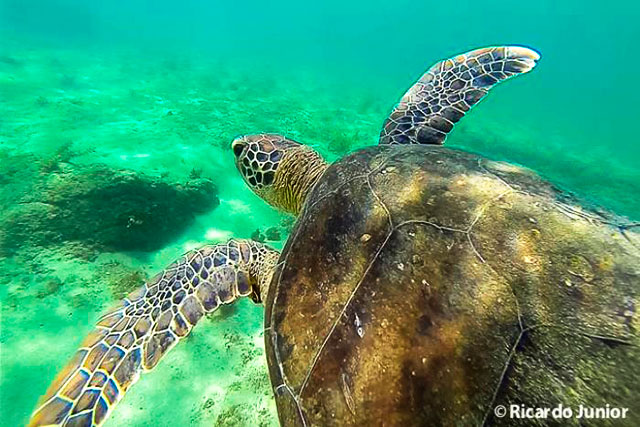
0,159 -> 219,256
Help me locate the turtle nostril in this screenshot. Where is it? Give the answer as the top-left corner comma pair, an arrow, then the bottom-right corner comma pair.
232,141 -> 245,158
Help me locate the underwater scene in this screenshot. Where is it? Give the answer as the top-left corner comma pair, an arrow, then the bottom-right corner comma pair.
1,0 -> 639,426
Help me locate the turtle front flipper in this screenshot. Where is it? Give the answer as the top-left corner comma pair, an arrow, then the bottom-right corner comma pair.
28,239 -> 279,427
379,46 -> 540,145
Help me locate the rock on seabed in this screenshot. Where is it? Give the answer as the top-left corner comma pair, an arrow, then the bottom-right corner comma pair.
0,162 -> 219,255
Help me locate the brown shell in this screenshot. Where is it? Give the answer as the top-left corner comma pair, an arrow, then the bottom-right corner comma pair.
264,145 -> 640,426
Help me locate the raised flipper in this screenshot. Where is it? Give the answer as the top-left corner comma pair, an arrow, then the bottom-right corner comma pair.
29,239 -> 279,427
379,46 -> 540,145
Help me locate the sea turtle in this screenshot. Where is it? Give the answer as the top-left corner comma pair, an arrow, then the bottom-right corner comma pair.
30,45 -> 640,427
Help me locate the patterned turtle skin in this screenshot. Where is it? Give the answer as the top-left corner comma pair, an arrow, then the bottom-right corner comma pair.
264,145 -> 640,426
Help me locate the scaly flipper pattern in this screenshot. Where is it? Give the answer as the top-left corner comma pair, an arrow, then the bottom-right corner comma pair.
29,239 -> 279,427
379,46 -> 540,145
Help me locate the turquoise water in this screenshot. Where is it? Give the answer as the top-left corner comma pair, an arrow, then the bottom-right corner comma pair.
1,1 -> 638,426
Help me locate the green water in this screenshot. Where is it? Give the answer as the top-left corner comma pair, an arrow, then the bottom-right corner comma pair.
1,1 -> 638,425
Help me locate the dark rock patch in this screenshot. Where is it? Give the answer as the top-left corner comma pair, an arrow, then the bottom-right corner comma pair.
1,163 -> 219,255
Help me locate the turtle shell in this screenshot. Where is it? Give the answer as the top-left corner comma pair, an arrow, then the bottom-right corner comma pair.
264,145 -> 640,426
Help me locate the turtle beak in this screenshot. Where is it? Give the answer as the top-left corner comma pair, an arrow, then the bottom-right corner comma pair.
231,138 -> 246,159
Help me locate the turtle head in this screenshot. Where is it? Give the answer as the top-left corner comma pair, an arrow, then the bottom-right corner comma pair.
231,134 -> 327,215
231,134 -> 297,191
